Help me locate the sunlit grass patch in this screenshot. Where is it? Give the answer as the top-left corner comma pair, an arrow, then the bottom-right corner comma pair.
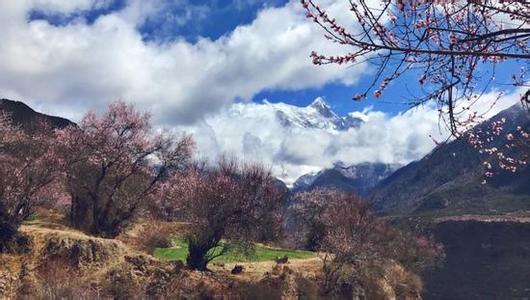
154,238 -> 315,262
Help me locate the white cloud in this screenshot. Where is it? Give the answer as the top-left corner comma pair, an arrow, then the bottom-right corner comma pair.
0,0 -> 363,124
181,102 -> 441,185
180,90 -> 522,185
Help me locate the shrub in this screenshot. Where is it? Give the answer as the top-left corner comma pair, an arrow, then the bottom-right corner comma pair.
136,222 -> 178,254
37,262 -> 101,299
105,266 -> 143,300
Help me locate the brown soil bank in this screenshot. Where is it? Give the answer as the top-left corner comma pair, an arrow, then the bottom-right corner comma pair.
0,224 -> 235,299
422,220 -> 530,299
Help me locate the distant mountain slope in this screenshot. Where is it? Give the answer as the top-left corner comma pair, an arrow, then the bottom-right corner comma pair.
370,103 -> 530,216
293,162 -> 400,196
0,98 -> 74,130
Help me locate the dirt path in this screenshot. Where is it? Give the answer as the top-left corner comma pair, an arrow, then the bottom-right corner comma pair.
209,257 -> 323,282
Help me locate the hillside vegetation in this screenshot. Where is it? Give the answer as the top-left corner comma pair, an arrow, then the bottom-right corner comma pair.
0,99 -> 437,299
0,210 -> 423,299
370,104 -> 530,216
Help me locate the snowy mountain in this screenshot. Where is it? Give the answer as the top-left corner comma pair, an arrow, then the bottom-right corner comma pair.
292,162 -> 401,195
185,97 -> 373,185
266,97 -> 365,132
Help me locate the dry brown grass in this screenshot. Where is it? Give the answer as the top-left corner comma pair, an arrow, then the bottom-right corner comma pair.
1,213 -> 424,299
120,220 -> 182,254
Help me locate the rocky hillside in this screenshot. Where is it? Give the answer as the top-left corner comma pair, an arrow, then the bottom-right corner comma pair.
370,103 -> 530,216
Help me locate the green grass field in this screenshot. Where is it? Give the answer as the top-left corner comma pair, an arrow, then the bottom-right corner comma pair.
154,238 -> 315,263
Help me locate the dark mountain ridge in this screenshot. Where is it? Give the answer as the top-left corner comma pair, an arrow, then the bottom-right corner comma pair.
0,98 -> 74,130
370,103 -> 530,216
292,162 -> 400,196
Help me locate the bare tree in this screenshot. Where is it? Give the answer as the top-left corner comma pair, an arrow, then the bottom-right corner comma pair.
302,0 -> 530,134
57,102 -> 194,237
160,157 -> 284,270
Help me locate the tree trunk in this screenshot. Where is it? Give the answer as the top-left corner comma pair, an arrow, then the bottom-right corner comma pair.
0,221 -> 17,252
0,221 -> 31,253
186,242 -> 212,271
70,194 -> 97,234
69,193 -> 126,238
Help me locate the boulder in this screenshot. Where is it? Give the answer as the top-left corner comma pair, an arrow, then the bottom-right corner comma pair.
231,265 -> 245,274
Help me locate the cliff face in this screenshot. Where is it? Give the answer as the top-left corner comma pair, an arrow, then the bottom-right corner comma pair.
422,220 -> 530,299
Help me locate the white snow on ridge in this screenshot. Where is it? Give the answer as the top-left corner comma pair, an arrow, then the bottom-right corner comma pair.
262,97 -> 364,133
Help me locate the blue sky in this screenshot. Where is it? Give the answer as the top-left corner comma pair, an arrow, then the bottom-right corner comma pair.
139,0 -> 290,42
27,0 -> 290,44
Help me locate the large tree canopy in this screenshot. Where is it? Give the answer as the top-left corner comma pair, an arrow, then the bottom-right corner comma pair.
158,158 -> 285,271
57,102 -> 194,237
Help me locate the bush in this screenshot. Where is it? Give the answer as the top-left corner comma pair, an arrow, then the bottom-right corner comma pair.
105,266 -> 143,300
136,222 -> 178,254
37,262 -> 101,299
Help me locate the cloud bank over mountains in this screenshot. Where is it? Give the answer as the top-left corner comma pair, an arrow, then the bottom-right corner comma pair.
183,91 -> 522,184
0,1 -> 523,183
0,0 -> 362,124
183,98 -> 441,184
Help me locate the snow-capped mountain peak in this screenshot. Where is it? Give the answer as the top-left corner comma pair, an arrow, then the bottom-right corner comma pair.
308,97 -> 335,118
265,97 -> 364,132
292,161 -> 402,195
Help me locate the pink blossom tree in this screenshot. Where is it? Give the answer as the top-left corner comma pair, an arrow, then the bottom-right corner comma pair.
0,114 -> 60,252
56,102 -> 194,237
159,157 -> 284,270
301,0 -> 529,134
293,189 -> 443,296
467,116 -> 529,180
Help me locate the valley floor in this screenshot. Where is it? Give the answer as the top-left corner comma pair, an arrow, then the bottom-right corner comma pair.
422,216 -> 530,299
